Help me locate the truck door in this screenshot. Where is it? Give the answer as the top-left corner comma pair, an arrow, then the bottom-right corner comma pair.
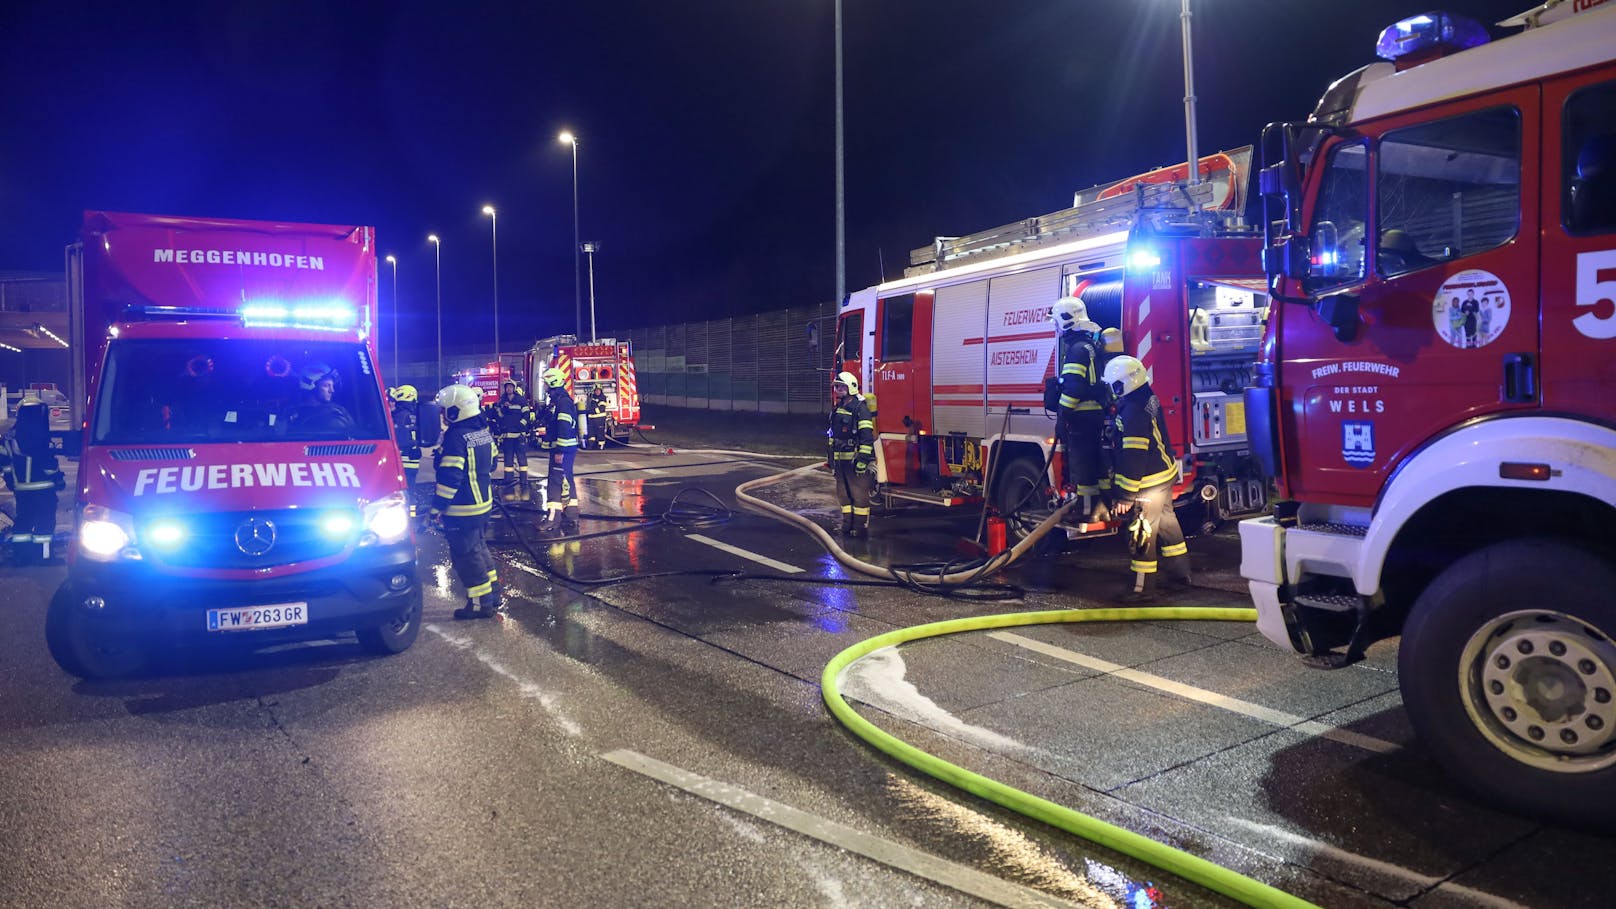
871,292 -> 931,484
1543,74 -> 1616,417
1286,91 -> 1539,505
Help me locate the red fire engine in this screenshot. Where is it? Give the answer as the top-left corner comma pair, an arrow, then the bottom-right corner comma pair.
51,212 -> 421,678
837,150 -> 1270,543
519,335 -> 641,446
1242,3 -> 1616,824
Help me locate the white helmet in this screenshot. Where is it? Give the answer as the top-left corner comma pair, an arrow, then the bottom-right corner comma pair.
1102,355 -> 1149,398
434,384 -> 481,422
833,370 -> 859,395
1050,297 -> 1089,333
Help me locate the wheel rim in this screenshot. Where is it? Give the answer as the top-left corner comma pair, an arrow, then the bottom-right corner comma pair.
1459,609 -> 1616,772
383,606 -> 414,639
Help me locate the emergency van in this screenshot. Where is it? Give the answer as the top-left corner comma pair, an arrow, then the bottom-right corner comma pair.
1242,3 -> 1616,824
838,151 -> 1270,544
50,211 -> 421,678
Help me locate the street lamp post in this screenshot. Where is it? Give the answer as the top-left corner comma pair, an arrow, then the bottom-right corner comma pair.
384,254 -> 398,379
427,234 -> 442,388
559,131 -> 581,340
1178,0 -> 1201,190
481,205 -> 499,370
581,242 -> 600,341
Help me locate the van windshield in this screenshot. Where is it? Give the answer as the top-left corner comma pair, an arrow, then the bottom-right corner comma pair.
92,339 -> 390,444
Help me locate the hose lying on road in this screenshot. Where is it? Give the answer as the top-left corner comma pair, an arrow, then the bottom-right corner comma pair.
822,607 -> 1320,909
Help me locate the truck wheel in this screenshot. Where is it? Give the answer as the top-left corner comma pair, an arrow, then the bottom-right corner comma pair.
356,590 -> 423,656
994,457 -> 1061,552
45,583 -> 149,680
1399,539 -> 1616,830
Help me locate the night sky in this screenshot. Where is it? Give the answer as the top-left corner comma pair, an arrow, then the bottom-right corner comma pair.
1,1 -> 1535,357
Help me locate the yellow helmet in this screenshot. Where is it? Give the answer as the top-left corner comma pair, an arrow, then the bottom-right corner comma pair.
1102,355 -> 1149,397
1100,328 -> 1124,354
542,367 -> 567,389
390,384 -> 418,403
833,370 -> 859,395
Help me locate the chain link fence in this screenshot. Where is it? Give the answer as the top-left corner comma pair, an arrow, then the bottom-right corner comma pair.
622,302 -> 839,415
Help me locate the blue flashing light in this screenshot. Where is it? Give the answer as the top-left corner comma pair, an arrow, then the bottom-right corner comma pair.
320,512 -> 357,539
148,520 -> 187,547
1375,12 -> 1488,62
240,299 -> 359,332
1127,247 -> 1162,272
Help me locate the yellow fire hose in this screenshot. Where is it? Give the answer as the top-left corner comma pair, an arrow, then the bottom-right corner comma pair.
822,608 -> 1320,909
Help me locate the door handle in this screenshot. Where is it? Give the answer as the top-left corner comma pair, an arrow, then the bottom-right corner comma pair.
1502,352 -> 1536,404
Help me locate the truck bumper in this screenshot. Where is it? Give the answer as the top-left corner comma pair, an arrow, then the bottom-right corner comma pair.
63,543 -> 420,648
1238,515 -> 1299,651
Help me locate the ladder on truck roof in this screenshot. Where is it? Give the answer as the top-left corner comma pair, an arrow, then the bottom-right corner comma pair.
907,179 -> 1220,277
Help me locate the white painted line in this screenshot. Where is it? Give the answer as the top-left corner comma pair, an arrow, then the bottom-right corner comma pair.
686,533 -> 804,574
988,632 -> 1399,754
601,749 -> 1075,909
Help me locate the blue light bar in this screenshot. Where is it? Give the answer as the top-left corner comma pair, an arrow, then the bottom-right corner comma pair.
1375,12 -> 1488,62
1127,247 -> 1162,272
240,299 -> 359,332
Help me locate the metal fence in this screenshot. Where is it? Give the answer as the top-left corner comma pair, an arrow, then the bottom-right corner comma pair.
622,302 -> 839,415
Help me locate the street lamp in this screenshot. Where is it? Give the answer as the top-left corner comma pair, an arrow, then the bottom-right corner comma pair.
427,234 -> 442,388
581,242 -> 600,341
384,254 -> 398,379
558,131 -> 581,340
481,205 -> 499,369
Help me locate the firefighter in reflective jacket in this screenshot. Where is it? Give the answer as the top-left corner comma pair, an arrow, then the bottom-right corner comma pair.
429,384 -> 501,619
828,371 -> 876,538
389,385 -> 423,516
585,388 -> 610,449
2,398 -> 66,563
494,381 -> 535,488
1052,298 -> 1110,522
1103,355 -> 1190,602
537,367 -> 581,536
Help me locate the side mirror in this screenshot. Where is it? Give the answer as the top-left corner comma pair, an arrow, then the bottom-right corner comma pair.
1317,293 -> 1360,343
1265,236 -> 1313,283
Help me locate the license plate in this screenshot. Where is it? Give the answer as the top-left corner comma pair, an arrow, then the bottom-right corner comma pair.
1224,400 -> 1247,436
207,603 -> 308,632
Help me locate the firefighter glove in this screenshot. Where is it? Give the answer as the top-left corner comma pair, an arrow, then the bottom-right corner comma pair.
854,459 -> 870,474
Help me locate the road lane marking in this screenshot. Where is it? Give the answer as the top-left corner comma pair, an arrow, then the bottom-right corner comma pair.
988,632 -> 1399,754
601,749 -> 1075,909
425,624 -> 582,736
686,533 -> 804,573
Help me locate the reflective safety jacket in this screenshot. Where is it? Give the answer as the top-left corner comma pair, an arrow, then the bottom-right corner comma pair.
391,403 -> 422,469
431,415 -> 496,517
539,388 -> 579,450
1057,330 -> 1105,414
1111,385 -> 1179,495
828,393 -> 874,463
495,393 -> 534,440
2,427 -> 61,492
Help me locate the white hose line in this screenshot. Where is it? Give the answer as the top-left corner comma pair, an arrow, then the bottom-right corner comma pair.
734,464 -> 1079,586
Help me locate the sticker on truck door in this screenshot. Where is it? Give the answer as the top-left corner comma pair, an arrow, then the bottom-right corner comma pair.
1431,269 -> 1510,349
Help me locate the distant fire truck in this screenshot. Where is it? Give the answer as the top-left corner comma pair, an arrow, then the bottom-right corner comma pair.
1243,3 -> 1616,825
516,335 -> 641,445
837,149 -> 1270,542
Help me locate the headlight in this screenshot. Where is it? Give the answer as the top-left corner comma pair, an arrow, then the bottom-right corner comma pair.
360,492 -> 410,546
80,504 -> 137,560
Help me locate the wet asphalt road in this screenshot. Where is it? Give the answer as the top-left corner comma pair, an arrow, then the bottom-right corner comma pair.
2,444 -> 1613,908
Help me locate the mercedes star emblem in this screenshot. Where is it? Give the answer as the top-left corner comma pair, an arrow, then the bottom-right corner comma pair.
234,517 -> 277,556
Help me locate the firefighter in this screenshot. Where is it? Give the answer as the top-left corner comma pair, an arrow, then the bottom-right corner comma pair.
536,367 -> 581,536
289,363 -> 354,432
585,387 -> 610,449
494,381 -> 535,490
3,398 -> 66,563
1096,328 -> 1126,488
389,385 -> 423,516
1051,298 -> 1109,522
428,384 -> 501,619
1102,355 -> 1191,602
827,371 -> 875,538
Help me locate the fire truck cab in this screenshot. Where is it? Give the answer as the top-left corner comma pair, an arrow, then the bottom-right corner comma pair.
1243,4 -> 1616,825
838,152 -> 1271,543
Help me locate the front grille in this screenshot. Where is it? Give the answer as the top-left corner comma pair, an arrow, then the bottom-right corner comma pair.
111,447 -> 197,461
305,443 -> 377,457
146,508 -> 351,569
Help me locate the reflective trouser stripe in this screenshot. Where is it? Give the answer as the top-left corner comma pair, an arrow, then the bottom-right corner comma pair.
1131,559 -> 1158,573
1161,541 -> 1188,557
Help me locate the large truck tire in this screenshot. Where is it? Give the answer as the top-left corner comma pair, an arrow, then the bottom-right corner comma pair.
45,582 -> 150,680
1398,538 -> 1616,831
994,457 -> 1062,553
356,589 -> 423,656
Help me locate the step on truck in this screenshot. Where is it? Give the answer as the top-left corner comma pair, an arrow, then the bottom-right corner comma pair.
837,150 -> 1271,544
51,211 -> 422,678
1243,3 -> 1616,826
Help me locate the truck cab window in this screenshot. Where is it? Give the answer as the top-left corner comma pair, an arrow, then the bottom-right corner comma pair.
836,311 -> 864,364
1565,82 -> 1616,235
1377,105 -> 1521,275
880,294 -> 914,362
1306,140 -> 1369,291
